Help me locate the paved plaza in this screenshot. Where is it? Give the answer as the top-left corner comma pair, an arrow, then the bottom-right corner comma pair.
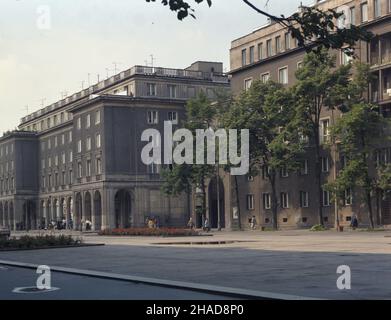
1,229 -> 391,299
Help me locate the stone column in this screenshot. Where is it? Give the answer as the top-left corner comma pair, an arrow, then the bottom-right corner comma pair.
91,192 -> 96,231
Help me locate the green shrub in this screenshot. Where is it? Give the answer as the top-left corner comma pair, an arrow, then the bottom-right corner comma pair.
310,224 -> 327,232
0,235 -> 81,250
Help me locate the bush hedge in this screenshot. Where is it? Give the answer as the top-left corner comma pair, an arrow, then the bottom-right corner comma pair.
0,235 -> 82,250
99,228 -> 199,237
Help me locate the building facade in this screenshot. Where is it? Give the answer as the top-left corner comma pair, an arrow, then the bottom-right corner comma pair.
203,0 -> 391,230
0,61 -> 229,231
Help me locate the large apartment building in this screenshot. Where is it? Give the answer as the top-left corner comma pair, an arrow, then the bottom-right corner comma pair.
0,61 -> 229,231
203,0 -> 391,230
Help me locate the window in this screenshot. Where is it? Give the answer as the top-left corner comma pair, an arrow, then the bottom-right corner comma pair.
55,156 -> 58,166
77,117 -> 81,130
341,155 -> 348,169
249,46 -> 255,64
77,162 -> 82,178
47,118 -> 51,129
69,131 -> 73,143
263,193 -> 271,210
241,49 -> 247,66
321,157 -> 330,173
41,159 -> 45,170
244,78 -> 253,91
61,134 -> 65,145
96,158 -> 102,174
361,2 -> 368,22
53,115 -> 58,126
55,173 -> 58,186
281,192 -> 289,209
280,166 -> 289,178
147,110 -> 159,124
168,111 -> 178,124
95,110 -> 101,125
389,0 -> 391,13
62,171 -> 66,185
300,191 -> 309,208
350,7 -> 356,25
69,170 -> 73,185
266,39 -> 272,57
300,160 -> 309,175
54,136 -> 58,147
86,114 -> 91,128
48,157 -> 52,167
77,140 -> 82,153
278,67 -> 288,84
247,194 -> 255,210
344,188 -> 353,206
275,36 -> 281,53
147,83 -> 157,96
284,33 -> 290,50
86,160 -> 91,177
341,51 -> 353,65
261,73 -> 270,83
60,112 -> 64,123
323,189 -> 331,207
168,85 -> 177,98
48,139 -> 51,150
62,152 -> 66,164
258,43 -> 264,60
96,134 -> 101,149
69,151 -> 73,163
86,137 -> 92,151
321,119 -> 330,143
374,0 -> 381,18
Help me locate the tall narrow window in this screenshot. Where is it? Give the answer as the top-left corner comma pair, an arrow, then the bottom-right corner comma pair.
300,191 -> 309,208
241,49 -> 247,66
321,119 -> 330,143
244,78 -> 253,91
86,114 -> 91,128
266,39 -> 272,57
281,192 -> 289,209
147,83 -> 157,96
374,0 -> 381,18
323,189 -> 331,207
278,67 -> 288,84
86,137 -> 92,151
95,110 -> 101,125
284,32 -> 290,50
247,194 -> 255,210
321,157 -> 330,173
258,43 -> 263,60
275,36 -> 281,53
168,111 -> 178,125
249,46 -> 255,64
344,188 -> 353,206
96,134 -> 101,149
361,2 -> 368,22
96,158 -> 102,175
86,160 -> 91,177
168,85 -> 177,98
263,193 -> 271,210
147,110 -> 159,124
261,73 -> 270,83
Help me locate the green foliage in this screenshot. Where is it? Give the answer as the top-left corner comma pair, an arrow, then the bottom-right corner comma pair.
0,235 -> 81,250
146,1 -> 372,56
309,224 -> 327,232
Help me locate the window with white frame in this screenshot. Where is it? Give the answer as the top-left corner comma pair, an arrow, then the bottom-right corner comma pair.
374,0 -> 381,18
249,46 -> 255,64
275,36 -> 281,53
320,119 -> 330,143
77,140 -> 82,153
95,110 -> 101,125
321,156 -> 330,173
300,191 -> 309,208
281,192 -> 289,209
278,67 -> 288,84
147,83 -> 157,96
86,114 -> 91,128
341,51 -> 353,65
258,43 -> 264,60
361,2 -> 368,22
344,188 -> 353,206
280,166 -> 289,178
247,194 -> 255,210
266,39 -> 272,57
62,152 -> 66,164
284,32 -> 290,50
300,159 -> 309,175
86,137 -> 92,151
147,110 -> 159,124
323,189 -> 331,207
168,85 -> 177,98
168,111 -> 178,124
96,158 -> 102,174
244,78 -> 253,91
263,193 -> 271,210
261,72 -> 270,83
69,151 -> 73,163
96,134 -> 101,149
69,131 -> 73,143
241,48 -> 247,66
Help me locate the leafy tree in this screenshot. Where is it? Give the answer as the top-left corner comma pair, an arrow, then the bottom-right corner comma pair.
222,80 -> 304,230
293,49 -> 352,226
326,102 -> 386,229
146,0 -> 372,56
161,92 -> 219,226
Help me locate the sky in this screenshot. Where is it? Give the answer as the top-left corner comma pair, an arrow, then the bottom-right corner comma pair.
0,0 -> 313,133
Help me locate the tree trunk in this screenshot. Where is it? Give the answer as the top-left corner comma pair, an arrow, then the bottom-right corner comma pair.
270,174 -> 279,230
366,190 -> 375,229
314,134 -> 324,226
234,176 -> 241,230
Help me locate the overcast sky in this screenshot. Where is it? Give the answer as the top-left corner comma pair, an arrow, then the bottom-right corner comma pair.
0,0 -> 313,133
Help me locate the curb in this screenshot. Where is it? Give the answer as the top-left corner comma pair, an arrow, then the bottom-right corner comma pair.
0,259 -> 321,300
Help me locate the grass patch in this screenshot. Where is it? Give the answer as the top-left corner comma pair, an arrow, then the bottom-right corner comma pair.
0,235 -> 82,250
99,228 -> 200,237
309,224 -> 328,232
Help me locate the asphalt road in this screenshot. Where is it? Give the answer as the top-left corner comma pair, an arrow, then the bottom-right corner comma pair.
0,265 -> 236,300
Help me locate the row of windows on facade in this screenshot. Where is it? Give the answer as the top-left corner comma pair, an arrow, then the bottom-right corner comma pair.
240,0 -> 388,68
41,158 -> 102,189
246,188 -> 353,212
25,111 -> 73,132
0,177 -> 15,193
147,111 -> 178,125
0,144 -> 14,158
144,83 -> 215,99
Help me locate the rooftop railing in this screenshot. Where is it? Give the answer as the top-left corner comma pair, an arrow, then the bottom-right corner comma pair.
20,65 -> 228,124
